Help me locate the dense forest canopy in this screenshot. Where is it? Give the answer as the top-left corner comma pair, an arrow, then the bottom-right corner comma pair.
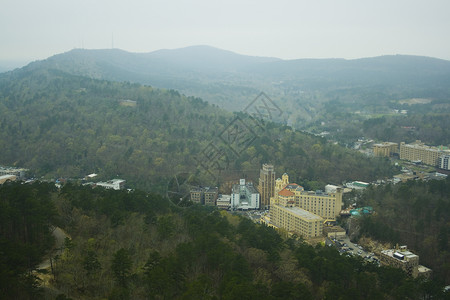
1,182 -> 447,299
0,182 -> 58,299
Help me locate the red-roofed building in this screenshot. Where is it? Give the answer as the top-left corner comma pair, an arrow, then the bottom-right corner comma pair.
278,188 -> 295,207
272,173 -> 343,221
278,189 -> 295,197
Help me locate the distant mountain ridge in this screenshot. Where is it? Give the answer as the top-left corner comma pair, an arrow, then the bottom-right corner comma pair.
8,45 -> 450,125
23,45 -> 450,86
26,45 -> 281,77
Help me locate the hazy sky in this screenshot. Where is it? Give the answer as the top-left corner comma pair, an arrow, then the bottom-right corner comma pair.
2,0 -> 450,63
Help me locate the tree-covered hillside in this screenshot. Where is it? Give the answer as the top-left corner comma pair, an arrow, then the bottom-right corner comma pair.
0,68 -> 396,192
22,47 -> 450,130
2,182 -> 445,299
0,182 -> 58,299
354,177 -> 450,284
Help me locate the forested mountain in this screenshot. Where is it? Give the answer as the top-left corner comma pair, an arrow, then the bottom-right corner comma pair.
20,46 -> 450,129
1,55 -> 448,299
0,67 -> 396,191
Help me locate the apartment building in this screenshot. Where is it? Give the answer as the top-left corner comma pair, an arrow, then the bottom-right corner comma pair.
373,142 -> 398,157
190,186 -> 218,205
270,204 -> 323,238
399,141 -> 442,166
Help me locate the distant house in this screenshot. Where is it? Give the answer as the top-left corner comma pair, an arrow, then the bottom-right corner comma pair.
96,179 -> 126,190
0,174 -> 16,185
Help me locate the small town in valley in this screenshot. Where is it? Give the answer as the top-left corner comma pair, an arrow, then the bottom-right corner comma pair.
189,163 -> 435,279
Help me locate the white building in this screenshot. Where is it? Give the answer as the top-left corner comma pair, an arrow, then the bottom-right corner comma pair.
0,167 -> 28,179
216,195 -> 231,210
439,154 -> 450,171
231,179 -> 260,210
325,184 -> 339,194
345,181 -> 369,190
96,179 -> 126,190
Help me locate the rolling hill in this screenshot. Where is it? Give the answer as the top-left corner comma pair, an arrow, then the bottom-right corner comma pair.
20,46 -> 450,127
0,65 -> 396,192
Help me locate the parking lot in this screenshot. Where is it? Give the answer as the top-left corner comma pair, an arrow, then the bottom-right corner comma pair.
330,235 -> 380,265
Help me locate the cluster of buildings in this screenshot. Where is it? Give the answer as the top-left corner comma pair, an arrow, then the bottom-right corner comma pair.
373,140 -> 450,170
190,164 -> 344,239
190,186 -> 219,206
0,166 -> 28,185
0,167 -> 129,192
269,173 -> 343,238
189,179 -> 260,210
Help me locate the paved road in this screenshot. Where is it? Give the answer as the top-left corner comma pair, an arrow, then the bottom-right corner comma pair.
38,227 -> 69,269
332,235 -> 379,263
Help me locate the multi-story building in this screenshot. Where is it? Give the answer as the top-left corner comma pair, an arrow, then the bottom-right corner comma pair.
231,179 -> 260,210
380,248 -> 419,277
190,187 -> 203,204
296,189 -> 343,221
189,187 -> 218,206
204,187 -> 219,206
379,246 -> 431,278
270,173 -> 343,238
439,154 -> 450,171
270,205 -> 323,238
216,195 -> 231,210
373,142 -> 398,157
399,141 -> 442,166
258,164 -> 275,209
273,173 -> 343,221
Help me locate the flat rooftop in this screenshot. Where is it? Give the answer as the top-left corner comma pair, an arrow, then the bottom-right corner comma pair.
276,205 -> 322,221
381,249 -> 418,260
402,143 -> 440,152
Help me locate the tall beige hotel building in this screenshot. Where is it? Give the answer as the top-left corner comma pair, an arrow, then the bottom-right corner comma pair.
258,164 -> 275,209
